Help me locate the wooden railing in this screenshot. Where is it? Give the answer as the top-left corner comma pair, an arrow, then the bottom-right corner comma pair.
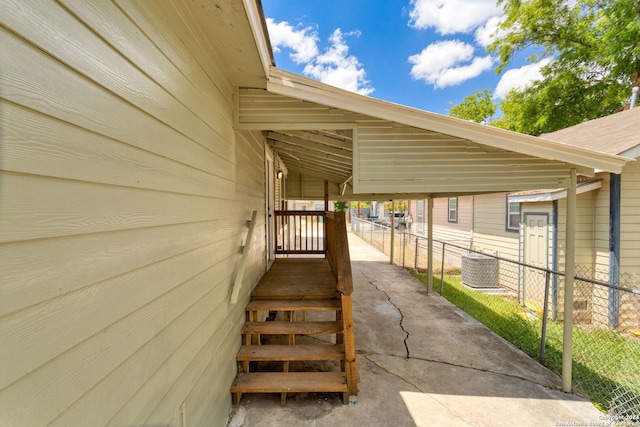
325,212 -> 353,296
275,211 -> 325,255
273,209 -> 358,398
325,211 -> 358,398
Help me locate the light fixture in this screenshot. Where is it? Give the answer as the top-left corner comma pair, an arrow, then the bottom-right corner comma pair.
276,170 -> 283,179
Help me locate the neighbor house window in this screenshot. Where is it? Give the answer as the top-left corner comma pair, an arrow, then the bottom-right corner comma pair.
506,199 -> 521,231
448,197 -> 458,223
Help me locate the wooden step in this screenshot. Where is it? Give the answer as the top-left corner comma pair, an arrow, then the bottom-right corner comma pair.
247,299 -> 341,312
237,344 -> 345,362
231,372 -> 348,404
242,321 -> 342,335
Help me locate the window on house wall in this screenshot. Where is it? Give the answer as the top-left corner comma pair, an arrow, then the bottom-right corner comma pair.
506,198 -> 521,231
448,197 -> 458,223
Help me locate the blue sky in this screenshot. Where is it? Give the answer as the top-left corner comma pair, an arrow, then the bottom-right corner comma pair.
262,0 -> 549,116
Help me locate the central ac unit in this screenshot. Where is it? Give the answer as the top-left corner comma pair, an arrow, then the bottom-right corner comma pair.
462,253 -> 499,288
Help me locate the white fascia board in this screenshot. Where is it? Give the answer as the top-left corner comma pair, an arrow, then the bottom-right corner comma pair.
619,145 -> 640,160
267,67 -> 628,174
508,180 -> 602,203
242,0 -> 273,78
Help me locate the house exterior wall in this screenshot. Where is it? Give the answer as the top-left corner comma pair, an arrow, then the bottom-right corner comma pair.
557,190 -> 598,272
593,173 -> 612,276
1,2 -> 266,426
471,193 -> 520,260
408,196 -> 472,247
620,160 -> 640,275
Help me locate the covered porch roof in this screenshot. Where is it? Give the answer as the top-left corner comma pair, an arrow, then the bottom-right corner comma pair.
235,0 -> 628,201
236,69 -> 627,200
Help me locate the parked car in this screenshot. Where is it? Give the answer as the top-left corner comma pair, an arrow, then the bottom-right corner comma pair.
384,212 -> 408,230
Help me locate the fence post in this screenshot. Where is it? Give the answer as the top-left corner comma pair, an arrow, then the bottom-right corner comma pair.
370,219 -> 373,244
402,230 -> 406,268
440,241 -> 446,295
539,270 -> 551,364
414,236 -> 419,270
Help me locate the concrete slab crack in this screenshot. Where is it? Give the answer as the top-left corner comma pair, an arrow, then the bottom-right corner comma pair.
367,280 -> 410,358
358,349 -> 559,392
360,353 -> 477,427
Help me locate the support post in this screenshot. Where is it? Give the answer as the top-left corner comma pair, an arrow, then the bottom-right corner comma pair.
324,180 -> 329,211
562,169 -> 577,392
608,173 -> 621,329
390,200 -> 395,264
440,241 -> 445,294
552,200 -> 559,319
427,198 -> 434,293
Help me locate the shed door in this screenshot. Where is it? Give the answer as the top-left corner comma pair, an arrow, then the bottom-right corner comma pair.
523,214 -> 548,307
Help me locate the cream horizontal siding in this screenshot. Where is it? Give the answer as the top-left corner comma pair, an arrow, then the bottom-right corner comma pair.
471,193 -> 520,260
287,172 -> 342,199
593,173 -> 611,276
556,191 -> 598,274
356,125 -> 575,194
0,1 -> 264,426
238,89 -> 373,126
620,161 -> 640,275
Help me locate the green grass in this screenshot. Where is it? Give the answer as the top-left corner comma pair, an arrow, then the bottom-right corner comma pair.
412,272 -> 640,414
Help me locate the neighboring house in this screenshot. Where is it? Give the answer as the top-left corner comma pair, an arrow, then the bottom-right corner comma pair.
289,200 -> 335,211
413,108 -> 640,330
408,196 -> 473,247
0,1 -> 628,425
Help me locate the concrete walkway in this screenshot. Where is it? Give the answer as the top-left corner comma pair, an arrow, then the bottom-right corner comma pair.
227,233 -> 604,426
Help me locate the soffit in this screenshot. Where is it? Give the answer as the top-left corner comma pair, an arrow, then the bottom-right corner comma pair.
177,0 -> 268,88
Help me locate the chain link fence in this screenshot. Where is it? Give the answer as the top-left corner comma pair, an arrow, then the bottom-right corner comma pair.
351,217 -> 640,416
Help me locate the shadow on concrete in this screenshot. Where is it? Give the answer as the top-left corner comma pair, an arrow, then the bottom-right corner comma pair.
227,234 -> 605,427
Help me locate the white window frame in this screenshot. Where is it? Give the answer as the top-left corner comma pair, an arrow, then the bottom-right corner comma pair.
506,198 -> 521,232
448,197 -> 458,223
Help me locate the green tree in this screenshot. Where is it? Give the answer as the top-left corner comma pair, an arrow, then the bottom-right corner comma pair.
334,201 -> 347,212
488,0 -> 640,135
384,200 -> 408,212
449,89 -> 497,124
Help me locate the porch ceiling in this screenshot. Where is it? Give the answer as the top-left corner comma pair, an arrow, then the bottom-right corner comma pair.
266,129 -> 353,184
235,68 -> 629,200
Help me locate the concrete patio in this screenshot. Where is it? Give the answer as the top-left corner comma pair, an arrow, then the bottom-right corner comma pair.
227,233 -> 605,426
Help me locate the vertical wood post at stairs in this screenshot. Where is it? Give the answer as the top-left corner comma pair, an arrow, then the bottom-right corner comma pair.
230,210 -> 358,406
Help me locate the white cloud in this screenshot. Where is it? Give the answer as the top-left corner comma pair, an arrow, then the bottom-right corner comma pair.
408,0 -> 502,35
266,18 -> 319,63
303,29 -> 374,96
408,40 -> 494,88
494,58 -> 552,99
474,15 -> 506,47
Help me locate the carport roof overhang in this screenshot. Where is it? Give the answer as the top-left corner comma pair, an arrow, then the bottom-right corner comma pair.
236,67 -> 628,201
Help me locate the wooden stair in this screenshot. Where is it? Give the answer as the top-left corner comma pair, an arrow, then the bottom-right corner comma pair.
230,211 -> 358,406
231,297 -> 355,405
